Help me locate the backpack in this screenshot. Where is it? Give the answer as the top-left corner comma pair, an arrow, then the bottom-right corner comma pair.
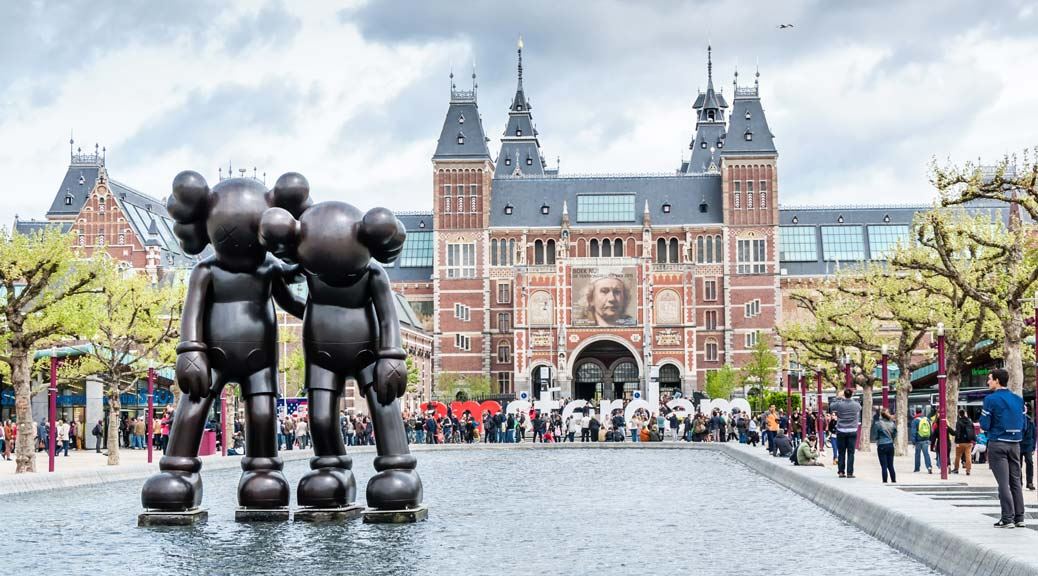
92,423 -> 102,436
917,417 -> 931,439
963,420 -> 976,442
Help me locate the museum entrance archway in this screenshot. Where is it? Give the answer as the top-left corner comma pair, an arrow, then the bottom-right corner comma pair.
659,363 -> 682,397
570,338 -> 640,402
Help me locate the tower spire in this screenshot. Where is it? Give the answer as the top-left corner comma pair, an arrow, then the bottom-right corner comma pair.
707,44 -> 713,88
517,35 -> 524,92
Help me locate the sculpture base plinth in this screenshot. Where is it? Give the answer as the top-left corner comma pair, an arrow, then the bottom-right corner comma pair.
138,508 -> 208,527
234,507 -> 290,522
362,505 -> 428,524
293,504 -> 364,522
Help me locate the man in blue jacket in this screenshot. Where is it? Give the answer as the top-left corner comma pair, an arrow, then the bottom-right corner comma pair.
980,368 -> 1026,528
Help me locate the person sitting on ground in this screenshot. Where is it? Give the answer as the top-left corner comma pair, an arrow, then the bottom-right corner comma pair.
797,434 -> 824,466
773,429 -> 793,458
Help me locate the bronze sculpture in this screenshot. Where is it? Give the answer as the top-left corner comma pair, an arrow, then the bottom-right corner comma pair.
260,192 -> 422,511
140,171 -> 309,513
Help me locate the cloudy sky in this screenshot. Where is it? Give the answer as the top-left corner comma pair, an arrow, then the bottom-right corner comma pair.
2,0 -> 1036,228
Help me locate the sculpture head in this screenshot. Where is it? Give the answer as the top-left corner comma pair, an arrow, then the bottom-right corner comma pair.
259,194 -> 405,286
167,171 -> 312,271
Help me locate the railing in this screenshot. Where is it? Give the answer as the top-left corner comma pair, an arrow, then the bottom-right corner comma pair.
496,171 -> 719,180
451,88 -> 476,101
652,263 -> 692,272
735,86 -> 758,97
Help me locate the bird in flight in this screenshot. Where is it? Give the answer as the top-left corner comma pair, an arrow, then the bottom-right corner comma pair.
778,23 -> 794,29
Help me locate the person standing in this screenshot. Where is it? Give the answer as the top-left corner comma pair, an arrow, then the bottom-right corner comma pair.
91,419 -> 103,454
765,405 -> 779,454
831,388 -> 861,478
980,368 -> 1026,528
952,408 -> 976,476
871,408 -> 897,483
910,407 -> 933,474
57,419 -> 70,457
580,411 -> 591,442
1022,406 -> 1036,491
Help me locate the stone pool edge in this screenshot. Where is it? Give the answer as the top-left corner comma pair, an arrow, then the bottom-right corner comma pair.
716,443 -> 1038,576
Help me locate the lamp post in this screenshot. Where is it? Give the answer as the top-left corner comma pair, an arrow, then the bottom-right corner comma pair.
49,354 -> 59,473
816,367 -> 824,452
881,344 -> 890,412
936,322 -> 948,480
786,351 -> 794,426
799,368 -> 807,440
146,367 -> 155,464
220,387 -> 228,457
842,351 -> 852,390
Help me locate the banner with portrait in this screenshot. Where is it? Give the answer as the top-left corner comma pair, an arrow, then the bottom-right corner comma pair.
572,266 -> 638,327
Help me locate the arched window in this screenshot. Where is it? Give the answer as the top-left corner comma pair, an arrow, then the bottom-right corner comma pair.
657,238 -> 667,263
491,239 -> 499,266
508,239 -> 515,265
590,239 -> 600,257
659,364 -> 681,393
668,238 -> 679,263
612,361 -> 638,383
497,344 -> 512,363
546,239 -> 556,264
602,238 -> 612,258
534,239 -> 544,265
706,236 -> 714,263
576,362 -> 603,383
696,236 -> 705,263
614,238 -> 624,257
714,236 -> 723,263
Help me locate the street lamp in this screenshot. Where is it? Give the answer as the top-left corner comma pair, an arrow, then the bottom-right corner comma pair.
815,365 -> 825,452
880,344 -> 890,412
936,322 -> 948,480
842,351 -> 852,390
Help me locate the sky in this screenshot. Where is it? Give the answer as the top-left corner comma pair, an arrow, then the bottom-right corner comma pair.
2,0 -> 1036,228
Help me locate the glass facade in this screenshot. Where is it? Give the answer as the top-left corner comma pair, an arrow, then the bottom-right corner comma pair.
779,227 -> 818,262
398,231 -> 433,267
820,226 -> 865,261
867,225 -> 910,260
576,194 -> 636,223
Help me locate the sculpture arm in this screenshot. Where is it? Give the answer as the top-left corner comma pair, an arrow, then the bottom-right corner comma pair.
271,270 -> 306,320
179,262 -> 212,347
370,262 -> 404,359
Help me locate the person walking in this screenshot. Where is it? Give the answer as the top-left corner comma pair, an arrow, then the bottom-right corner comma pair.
57,419 -> 70,457
1022,406 -> 1036,491
952,408 -> 975,476
910,407 -> 933,474
831,388 -> 861,478
871,408 -> 897,483
980,368 -> 1026,528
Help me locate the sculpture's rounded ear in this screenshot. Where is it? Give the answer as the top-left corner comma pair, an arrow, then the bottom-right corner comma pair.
268,172 -> 312,218
259,207 -> 302,259
168,170 -> 211,253
359,207 -> 406,264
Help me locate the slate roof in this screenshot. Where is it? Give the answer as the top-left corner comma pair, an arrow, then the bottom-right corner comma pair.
46,163 -> 100,219
12,219 -> 72,235
723,89 -> 777,155
432,91 -> 491,161
489,173 -> 724,228
109,178 -> 198,267
686,123 -> 726,174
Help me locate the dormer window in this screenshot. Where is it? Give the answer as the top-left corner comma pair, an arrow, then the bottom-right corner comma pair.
744,130 -> 753,141
504,158 -> 511,166
504,203 -> 514,215
418,220 -> 426,229
64,196 -> 72,206
78,173 -> 85,185
662,202 -> 671,214
541,203 -> 550,215
745,110 -> 752,120
837,215 -> 845,224
458,114 -> 465,124
708,110 -> 715,121
883,214 -> 891,223
699,202 -> 709,213
792,216 -> 799,225
701,140 -> 707,149
526,157 -> 533,166
515,128 -> 522,137
516,104 -> 523,111
457,132 -> 465,145
716,140 -> 724,149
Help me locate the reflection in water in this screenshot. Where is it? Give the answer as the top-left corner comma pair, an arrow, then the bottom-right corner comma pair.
6,449 -> 938,575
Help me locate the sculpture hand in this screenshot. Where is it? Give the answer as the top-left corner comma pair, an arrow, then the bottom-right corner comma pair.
176,351 -> 210,399
374,358 -> 407,406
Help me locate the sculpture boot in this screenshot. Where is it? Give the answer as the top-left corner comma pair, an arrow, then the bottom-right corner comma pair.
366,454 -> 423,511
238,456 -> 290,509
297,455 -> 357,508
141,456 -> 203,511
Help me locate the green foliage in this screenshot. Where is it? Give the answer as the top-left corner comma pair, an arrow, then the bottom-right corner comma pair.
705,364 -> 739,399
740,337 -> 779,393
435,372 -> 492,401
752,391 -> 802,415
405,356 -> 421,396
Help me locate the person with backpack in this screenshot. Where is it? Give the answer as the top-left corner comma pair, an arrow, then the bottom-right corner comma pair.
980,368 -> 1026,528
91,419 -> 103,453
952,408 -> 976,475
911,407 -> 933,474
871,408 -> 898,483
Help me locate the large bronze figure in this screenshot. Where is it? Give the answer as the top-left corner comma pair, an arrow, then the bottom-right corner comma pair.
260,192 -> 423,511
140,171 -> 309,512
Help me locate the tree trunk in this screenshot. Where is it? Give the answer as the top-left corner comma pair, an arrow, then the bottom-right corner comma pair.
895,362 -> 911,457
107,392 -> 121,466
946,358 -> 961,430
859,382 -> 873,453
1005,311 -> 1025,395
224,386 -> 235,455
12,349 -> 36,473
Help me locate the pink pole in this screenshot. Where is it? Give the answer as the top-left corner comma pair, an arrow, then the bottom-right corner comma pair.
800,373 -> 807,439
881,352 -> 889,412
937,325 -> 948,480
48,355 -> 58,473
146,367 -> 155,464
220,387 -> 227,457
816,370 -> 824,452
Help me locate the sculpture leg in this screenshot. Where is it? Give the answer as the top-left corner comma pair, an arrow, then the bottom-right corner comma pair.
365,391 -> 423,510
141,391 -> 214,511
237,369 -> 289,509
297,364 -> 356,508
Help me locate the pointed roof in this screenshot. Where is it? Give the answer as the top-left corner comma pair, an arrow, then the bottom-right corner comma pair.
47,146 -> 103,219
432,71 -> 491,162
496,36 -> 547,178
722,67 -> 777,155
693,46 -> 728,121
686,46 -> 729,173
